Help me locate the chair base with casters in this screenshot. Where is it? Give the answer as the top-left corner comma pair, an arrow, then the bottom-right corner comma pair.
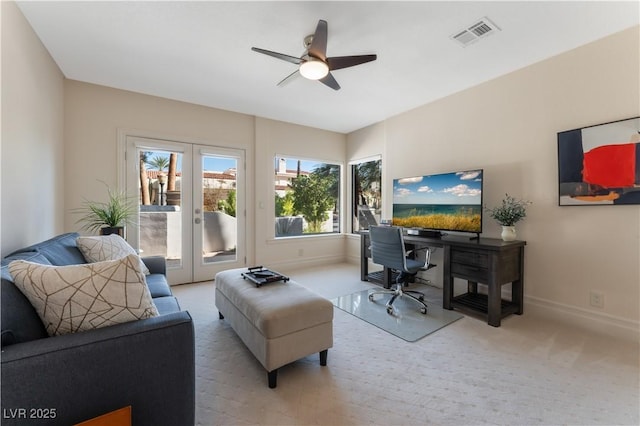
368,271 -> 429,315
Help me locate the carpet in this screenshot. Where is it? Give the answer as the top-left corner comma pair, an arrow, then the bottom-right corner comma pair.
332,289 -> 463,342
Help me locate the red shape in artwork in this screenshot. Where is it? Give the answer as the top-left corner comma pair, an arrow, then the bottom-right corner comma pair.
582,143 -> 636,188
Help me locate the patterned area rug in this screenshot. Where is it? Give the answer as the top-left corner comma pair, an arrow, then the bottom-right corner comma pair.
332,289 -> 463,342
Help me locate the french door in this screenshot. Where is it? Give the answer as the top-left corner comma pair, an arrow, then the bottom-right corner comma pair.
125,136 -> 246,284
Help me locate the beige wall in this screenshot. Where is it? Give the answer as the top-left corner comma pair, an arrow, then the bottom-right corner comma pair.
348,26 -> 640,338
1,1 -> 65,254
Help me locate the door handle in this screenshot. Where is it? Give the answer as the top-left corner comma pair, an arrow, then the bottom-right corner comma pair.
194,218 -> 202,224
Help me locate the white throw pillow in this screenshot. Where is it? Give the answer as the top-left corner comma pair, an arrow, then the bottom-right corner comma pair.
8,254 -> 159,336
76,234 -> 150,275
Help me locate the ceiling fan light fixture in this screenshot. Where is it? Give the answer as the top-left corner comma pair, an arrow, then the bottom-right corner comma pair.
299,58 -> 329,80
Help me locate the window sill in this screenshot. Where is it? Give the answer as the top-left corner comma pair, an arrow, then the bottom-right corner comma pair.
267,233 -> 345,244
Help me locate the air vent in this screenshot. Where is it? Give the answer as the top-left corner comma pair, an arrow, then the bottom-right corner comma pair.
451,17 -> 501,47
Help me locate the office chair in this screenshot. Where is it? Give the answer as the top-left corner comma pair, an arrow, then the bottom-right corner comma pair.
367,225 -> 430,315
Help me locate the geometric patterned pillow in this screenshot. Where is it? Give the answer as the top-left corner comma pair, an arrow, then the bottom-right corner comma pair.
76,234 -> 150,275
8,254 -> 159,336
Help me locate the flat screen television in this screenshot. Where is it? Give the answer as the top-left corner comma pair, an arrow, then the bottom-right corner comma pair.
392,169 -> 483,236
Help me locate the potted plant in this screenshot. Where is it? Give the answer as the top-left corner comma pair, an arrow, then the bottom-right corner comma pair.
74,183 -> 137,236
485,193 -> 531,241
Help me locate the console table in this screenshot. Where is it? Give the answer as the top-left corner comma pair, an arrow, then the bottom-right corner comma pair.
360,232 -> 526,327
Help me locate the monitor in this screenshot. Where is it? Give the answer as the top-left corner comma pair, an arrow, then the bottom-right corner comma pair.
392,169 -> 483,235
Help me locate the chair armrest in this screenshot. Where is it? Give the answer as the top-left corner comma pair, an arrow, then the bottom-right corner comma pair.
407,247 -> 432,267
1,312 -> 194,426
406,246 -> 431,255
141,255 -> 166,275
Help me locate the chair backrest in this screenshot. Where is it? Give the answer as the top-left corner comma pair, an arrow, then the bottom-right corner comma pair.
369,226 -> 409,272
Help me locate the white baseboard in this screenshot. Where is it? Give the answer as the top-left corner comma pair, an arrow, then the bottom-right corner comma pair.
345,253 -> 360,266
525,295 -> 639,343
266,254 -> 346,271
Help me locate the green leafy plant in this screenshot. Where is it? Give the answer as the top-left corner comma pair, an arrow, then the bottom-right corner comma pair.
485,194 -> 532,226
275,191 -> 296,217
217,189 -> 236,217
146,155 -> 169,171
289,174 -> 334,233
74,183 -> 137,233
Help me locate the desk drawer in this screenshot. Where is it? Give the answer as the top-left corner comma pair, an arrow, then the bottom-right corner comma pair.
451,249 -> 489,268
451,262 -> 489,282
451,249 -> 489,281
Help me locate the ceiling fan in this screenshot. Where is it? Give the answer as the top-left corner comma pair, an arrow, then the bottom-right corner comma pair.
251,19 -> 377,91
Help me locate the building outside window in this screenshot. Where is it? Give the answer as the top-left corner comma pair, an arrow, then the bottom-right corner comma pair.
351,158 -> 382,233
274,157 -> 341,237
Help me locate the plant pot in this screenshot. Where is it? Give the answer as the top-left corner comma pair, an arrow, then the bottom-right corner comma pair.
166,190 -> 181,206
501,225 -> 516,241
101,227 -> 124,237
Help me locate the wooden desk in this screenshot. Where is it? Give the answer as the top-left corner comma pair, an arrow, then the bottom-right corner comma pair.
360,232 -> 526,327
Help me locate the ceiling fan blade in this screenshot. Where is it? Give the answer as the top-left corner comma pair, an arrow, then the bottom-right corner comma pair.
327,54 -> 377,71
277,69 -> 300,87
308,20 -> 328,61
251,47 -> 302,65
319,72 -> 340,91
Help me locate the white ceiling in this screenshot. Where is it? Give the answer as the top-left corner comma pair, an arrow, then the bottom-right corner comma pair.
17,1 -> 639,134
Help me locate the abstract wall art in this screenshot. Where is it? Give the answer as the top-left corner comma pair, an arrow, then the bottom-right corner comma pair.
557,116 -> 640,206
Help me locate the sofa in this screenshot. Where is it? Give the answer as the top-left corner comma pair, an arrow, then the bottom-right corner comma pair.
1,233 -> 195,425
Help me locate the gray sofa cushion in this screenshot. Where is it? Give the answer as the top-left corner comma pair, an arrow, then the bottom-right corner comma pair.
12,232 -> 86,266
145,273 -> 173,298
1,251 -> 51,280
1,279 -> 48,346
153,296 -> 182,315
1,252 -> 51,347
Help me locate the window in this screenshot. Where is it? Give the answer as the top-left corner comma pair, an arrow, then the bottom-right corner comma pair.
274,157 -> 341,237
351,158 -> 382,233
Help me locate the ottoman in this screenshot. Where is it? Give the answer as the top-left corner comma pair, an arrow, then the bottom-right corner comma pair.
215,268 -> 334,388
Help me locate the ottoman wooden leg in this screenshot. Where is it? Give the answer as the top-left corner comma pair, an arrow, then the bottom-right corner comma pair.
319,349 -> 328,366
268,370 -> 278,389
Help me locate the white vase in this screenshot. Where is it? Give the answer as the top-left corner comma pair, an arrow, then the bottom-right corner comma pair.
501,226 -> 517,241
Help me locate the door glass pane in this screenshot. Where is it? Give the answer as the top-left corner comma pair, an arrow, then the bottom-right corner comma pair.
352,159 -> 382,233
138,149 -> 183,268
201,155 -> 237,264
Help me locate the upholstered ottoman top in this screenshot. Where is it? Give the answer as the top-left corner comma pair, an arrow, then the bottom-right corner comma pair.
215,269 -> 333,339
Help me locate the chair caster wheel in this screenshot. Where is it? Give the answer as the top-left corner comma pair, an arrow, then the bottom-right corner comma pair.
386,306 -> 394,315
368,294 -> 374,301
420,307 -> 427,314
